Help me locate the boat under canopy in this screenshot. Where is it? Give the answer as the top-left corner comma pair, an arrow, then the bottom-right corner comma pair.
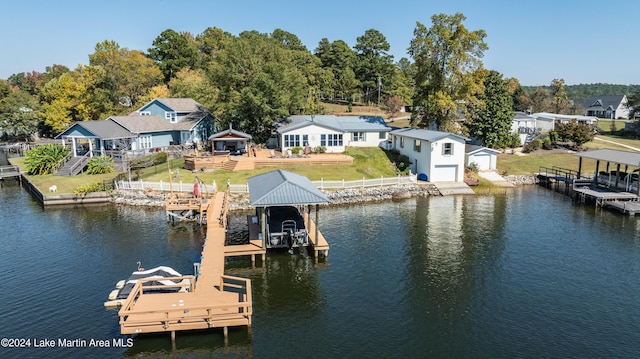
246,169 -> 329,253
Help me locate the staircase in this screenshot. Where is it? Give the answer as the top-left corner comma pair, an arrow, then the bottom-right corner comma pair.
220,159 -> 238,171
55,155 -> 89,176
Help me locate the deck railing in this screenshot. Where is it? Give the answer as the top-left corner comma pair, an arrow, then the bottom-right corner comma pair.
118,274 -> 252,333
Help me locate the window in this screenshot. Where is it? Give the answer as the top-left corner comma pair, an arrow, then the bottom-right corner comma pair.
284,134 -> 300,147
442,142 -> 453,155
303,135 -> 308,146
165,112 -> 177,123
139,135 -> 152,149
326,134 -> 343,147
414,139 -> 421,152
139,111 -> 151,116
400,136 -> 404,148
379,131 -> 386,139
352,132 -> 365,142
320,134 -> 326,146
181,132 -> 191,144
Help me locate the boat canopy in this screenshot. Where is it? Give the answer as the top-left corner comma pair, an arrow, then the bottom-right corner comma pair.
247,169 -> 329,206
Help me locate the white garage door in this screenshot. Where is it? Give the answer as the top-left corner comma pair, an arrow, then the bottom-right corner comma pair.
470,154 -> 491,170
432,165 -> 458,182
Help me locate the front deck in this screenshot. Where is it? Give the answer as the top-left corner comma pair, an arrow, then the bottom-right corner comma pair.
184,149 -> 353,172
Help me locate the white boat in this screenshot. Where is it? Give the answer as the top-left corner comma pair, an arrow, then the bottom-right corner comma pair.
104,266 -> 189,308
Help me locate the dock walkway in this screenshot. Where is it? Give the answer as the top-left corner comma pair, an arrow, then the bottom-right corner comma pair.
119,190 -> 255,339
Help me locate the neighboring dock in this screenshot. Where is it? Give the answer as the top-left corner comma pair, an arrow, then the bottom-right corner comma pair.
0,165 -> 20,179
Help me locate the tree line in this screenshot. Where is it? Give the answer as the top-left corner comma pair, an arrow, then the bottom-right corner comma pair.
1,12 -> 637,147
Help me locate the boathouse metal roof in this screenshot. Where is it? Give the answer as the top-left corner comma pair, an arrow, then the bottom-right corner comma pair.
574,149 -> 640,167
247,169 -> 329,206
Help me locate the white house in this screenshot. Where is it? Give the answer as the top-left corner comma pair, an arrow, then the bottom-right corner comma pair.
389,128 -> 467,182
276,115 -> 391,153
533,112 -> 598,131
465,144 -> 500,171
581,95 -> 629,119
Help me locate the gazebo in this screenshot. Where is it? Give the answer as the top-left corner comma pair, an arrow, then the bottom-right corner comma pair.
208,125 -> 252,155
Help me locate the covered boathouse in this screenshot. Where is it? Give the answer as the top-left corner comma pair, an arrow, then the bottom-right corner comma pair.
573,149 -> 640,214
247,169 -> 330,258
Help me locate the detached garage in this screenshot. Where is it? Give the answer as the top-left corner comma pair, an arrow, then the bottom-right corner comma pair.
466,144 -> 499,171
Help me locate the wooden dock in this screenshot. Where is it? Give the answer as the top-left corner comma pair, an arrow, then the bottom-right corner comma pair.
0,165 -> 20,179
119,189 -> 256,339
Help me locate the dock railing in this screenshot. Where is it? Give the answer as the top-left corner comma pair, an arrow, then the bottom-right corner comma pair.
118,274 -> 252,333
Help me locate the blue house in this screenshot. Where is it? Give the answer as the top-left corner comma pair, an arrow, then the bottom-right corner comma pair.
56,98 -> 215,157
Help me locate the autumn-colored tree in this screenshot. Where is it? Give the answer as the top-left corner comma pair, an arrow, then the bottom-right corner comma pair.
408,13 -> 488,130
89,40 -> 163,109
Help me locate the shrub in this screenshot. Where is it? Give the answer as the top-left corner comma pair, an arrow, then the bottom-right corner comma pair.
291,146 -> 303,155
522,139 -> 542,153
313,146 -> 326,154
542,137 -> 553,150
86,155 -> 114,174
24,144 -> 70,175
466,162 -> 480,173
73,181 -> 108,196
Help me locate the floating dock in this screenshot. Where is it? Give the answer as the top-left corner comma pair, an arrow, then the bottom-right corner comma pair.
118,188 -> 258,339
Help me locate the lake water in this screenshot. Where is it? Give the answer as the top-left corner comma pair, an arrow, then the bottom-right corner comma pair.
1,173 -> 640,358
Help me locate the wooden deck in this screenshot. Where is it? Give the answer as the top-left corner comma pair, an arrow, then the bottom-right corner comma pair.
119,190 -> 253,338
184,149 -> 353,171
0,165 -> 20,179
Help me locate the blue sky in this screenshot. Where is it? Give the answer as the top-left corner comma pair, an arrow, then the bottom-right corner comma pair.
1,0 -> 638,86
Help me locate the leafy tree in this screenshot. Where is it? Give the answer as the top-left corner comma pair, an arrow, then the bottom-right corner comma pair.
555,120 -> 594,147
39,65 -> 112,135
40,64 -> 70,86
271,28 -> 307,51
550,78 -> 571,114
169,68 -> 217,111
466,70 -> 514,148
148,29 -> 201,83
0,80 -> 11,99
315,39 -> 358,101
383,96 -> 404,119
24,143 -> 69,175
627,89 -> 640,136
0,90 -> 40,140
86,154 -> 114,174
505,77 -> 526,112
207,31 -> 308,142
195,27 -> 232,66
391,58 -> 415,105
353,29 -> 395,105
523,87 -> 551,113
89,40 -> 163,108
408,13 -> 488,130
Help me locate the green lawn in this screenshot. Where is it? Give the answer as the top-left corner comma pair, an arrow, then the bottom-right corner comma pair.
9,157 -> 121,193
139,147 -> 399,189
12,134 -> 640,195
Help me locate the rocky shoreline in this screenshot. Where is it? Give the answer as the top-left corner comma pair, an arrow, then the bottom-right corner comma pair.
109,174 -> 538,210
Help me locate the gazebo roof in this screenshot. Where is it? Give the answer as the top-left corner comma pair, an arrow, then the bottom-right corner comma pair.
247,169 -> 329,206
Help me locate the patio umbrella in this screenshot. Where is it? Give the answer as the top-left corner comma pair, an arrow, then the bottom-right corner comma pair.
304,142 -> 309,156
193,178 -> 200,198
